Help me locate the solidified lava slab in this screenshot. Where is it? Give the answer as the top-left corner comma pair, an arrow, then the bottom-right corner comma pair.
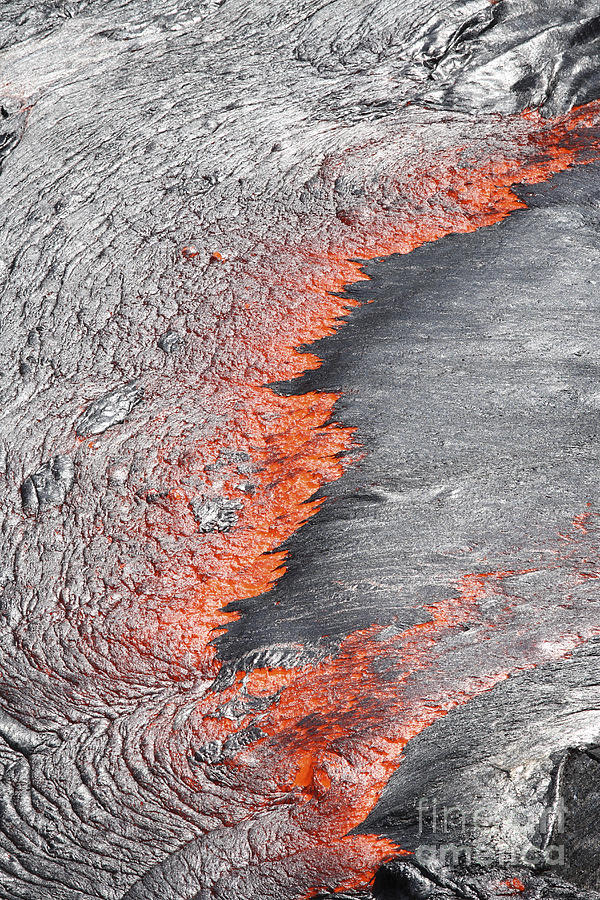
1,2 -> 600,899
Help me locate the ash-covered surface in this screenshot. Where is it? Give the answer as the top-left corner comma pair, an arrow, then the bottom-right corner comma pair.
1,1 -> 600,899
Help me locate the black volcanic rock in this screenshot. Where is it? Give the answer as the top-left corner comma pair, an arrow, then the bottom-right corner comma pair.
75,380 -> 145,437
21,454 -> 74,514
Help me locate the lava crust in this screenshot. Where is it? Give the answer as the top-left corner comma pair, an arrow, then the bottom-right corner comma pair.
1,2 -> 600,899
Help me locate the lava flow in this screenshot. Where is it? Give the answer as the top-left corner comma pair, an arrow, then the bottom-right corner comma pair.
114,104 -> 600,896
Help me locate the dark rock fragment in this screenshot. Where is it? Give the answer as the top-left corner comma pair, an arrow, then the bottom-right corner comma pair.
21,454 -> 75,514
76,380 -> 144,437
544,747 -> 600,892
0,100 -> 29,175
191,496 -> 242,533
193,741 -> 222,765
157,330 -> 182,354
0,127 -> 19,174
372,863 -> 438,899
223,726 -> 264,756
